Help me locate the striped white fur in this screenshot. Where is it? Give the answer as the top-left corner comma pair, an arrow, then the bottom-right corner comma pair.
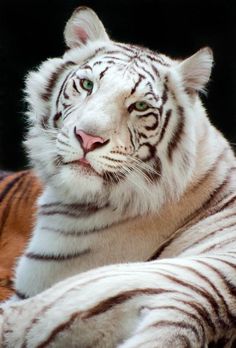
1,7 -> 236,347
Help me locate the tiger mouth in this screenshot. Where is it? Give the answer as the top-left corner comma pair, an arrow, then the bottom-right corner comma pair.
64,159 -> 101,176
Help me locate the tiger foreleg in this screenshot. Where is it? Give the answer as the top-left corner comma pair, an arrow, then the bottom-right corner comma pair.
1,253 -> 236,348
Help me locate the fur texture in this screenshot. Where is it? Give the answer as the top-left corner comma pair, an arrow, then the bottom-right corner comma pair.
0,7 -> 236,347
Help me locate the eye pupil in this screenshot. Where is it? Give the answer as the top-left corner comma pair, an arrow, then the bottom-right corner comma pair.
81,79 -> 93,91
135,101 -> 148,111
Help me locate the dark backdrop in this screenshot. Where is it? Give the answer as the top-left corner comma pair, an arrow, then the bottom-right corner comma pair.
0,0 -> 235,170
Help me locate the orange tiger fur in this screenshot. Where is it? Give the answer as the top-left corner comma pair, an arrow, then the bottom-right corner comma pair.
0,170 -> 41,301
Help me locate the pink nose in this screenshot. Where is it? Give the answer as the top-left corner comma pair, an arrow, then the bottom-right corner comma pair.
74,128 -> 106,153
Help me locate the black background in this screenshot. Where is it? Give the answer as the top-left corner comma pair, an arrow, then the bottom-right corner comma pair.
0,0 -> 235,170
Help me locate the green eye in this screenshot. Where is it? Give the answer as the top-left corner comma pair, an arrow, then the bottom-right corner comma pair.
134,101 -> 149,111
80,79 -> 94,92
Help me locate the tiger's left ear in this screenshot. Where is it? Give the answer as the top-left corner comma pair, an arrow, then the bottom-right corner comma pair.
64,7 -> 110,48
178,47 -> 214,93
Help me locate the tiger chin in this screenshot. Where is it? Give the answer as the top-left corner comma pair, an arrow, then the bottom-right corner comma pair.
2,6 -> 236,348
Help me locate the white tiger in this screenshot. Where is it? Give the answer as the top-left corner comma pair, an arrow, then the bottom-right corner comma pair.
1,6 -> 236,348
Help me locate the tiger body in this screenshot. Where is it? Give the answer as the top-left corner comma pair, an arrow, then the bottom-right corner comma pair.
1,6 -> 236,347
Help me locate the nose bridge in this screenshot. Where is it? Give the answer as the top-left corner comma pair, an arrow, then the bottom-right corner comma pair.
77,91 -> 122,135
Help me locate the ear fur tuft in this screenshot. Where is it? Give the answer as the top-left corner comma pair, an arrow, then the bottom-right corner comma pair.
64,7 -> 110,48
178,47 -> 214,93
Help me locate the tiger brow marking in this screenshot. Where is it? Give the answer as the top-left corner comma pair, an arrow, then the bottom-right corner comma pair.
93,59 -> 116,67
151,64 -> 161,79
85,47 -> 107,62
115,43 -> 137,54
146,54 -> 171,67
103,50 -> 133,59
81,64 -> 92,71
72,80 -> 79,93
130,73 -> 145,96
146,82 -> 159,102
99,66 -> 109,80
102,56 -> 129,63
134,62 -> 156,81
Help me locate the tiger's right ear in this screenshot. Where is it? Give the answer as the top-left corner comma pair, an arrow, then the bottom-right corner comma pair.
64,7 -> 110,48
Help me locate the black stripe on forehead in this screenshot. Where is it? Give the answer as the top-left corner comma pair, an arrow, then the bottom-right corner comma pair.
56,69 -> 75,108
80,64 -> 92,71
99,67 -> 109,80
130,74 -> 145,96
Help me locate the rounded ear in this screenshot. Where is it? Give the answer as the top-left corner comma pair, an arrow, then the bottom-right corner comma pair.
64,7 -> 110,48
178,47 -> 214,93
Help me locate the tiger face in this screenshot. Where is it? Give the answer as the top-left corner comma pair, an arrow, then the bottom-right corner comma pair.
25,7 -> 213,212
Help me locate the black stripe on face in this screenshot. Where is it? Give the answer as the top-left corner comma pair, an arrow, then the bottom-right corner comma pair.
85,47 -> 107,62
161,84 -> 168,105
145,118 -> 159,131
145,82 -> 159,103
56,70 -> 74,108
53,112 -> 62,128
81,64 -> 92,71
138,143 -> 157,162
128,127 -> 136,150
151,64 -> 161,79
130,74 -> 145,96
158,109 -> 172,144
167,106 -> 185,161
146,54 -> 171,67
115,43 -> 137,54
26,249 -> 90,261
41,61 -> 76,102
99,67 -> 109,80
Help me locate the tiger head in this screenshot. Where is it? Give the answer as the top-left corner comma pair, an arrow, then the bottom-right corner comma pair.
25,7 -> 213,215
